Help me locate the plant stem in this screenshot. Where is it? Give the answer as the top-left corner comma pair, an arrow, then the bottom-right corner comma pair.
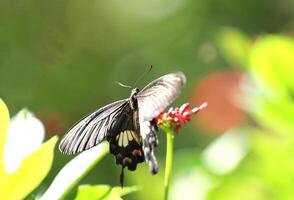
164,130 -> 174,200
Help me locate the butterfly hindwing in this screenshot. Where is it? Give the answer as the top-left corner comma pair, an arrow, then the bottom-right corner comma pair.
108,108 -> 144,171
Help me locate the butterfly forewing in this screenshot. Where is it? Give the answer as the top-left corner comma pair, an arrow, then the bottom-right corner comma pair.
59,99 -> 128,154
137,72 -> 186,121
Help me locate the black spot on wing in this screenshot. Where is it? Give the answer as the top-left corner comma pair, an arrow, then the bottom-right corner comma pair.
109,130 -> 144,171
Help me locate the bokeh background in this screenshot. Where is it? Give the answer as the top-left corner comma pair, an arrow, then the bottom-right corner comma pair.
0,0 -> 294,199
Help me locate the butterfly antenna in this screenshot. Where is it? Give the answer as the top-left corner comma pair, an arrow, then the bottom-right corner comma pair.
120,167 -> 125,188
133,65 -> 153,87
115,81 -> 132,89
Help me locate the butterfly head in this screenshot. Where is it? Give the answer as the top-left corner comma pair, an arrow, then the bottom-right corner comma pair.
131,88 -> 140,97
129,88 -> 139,110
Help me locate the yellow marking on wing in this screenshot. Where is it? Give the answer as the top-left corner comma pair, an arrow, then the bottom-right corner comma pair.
127,131 -> 133,141
118,133 -> 123,147
132,132 -> 140,143
122,131 -> 128,147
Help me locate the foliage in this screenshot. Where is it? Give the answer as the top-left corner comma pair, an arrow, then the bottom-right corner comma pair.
40,142 -> 109,199
0,99 -> 57,200
75,185 -> 138,200
167,32 -> 294,200
206,33 -> 294,199
0,99 -> 136,200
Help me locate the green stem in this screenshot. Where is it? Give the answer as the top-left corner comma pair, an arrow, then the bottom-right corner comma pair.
164,130 -> 174,200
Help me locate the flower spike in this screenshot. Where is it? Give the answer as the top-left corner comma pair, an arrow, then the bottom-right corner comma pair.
155,102 -> 207,133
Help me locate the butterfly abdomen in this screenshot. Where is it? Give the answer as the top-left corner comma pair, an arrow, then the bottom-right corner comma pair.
140,119 -> 159,174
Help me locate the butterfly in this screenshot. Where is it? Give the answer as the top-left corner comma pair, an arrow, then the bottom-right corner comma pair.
59,72 -> 186,186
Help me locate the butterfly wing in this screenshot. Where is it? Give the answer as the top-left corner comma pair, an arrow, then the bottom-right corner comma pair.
59,99 -> 129,154
136,72 -> 186,173
137,72 -> 186,121
102,102 -> 144,187
108,107 -> 144,171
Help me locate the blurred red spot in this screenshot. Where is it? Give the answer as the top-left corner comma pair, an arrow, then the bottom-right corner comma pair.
40,113 -> 64,136
191,70 -> 246,134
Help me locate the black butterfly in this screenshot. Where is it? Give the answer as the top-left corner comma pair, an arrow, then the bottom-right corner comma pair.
59,72 -> 186,186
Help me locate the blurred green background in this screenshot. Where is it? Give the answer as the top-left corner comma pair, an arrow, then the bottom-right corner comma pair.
0,0 -> 294,199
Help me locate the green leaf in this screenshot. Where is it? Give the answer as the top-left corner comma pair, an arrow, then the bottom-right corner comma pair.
75,185 -> 111,200
249,35 -> 294,95
248,35 -> 294,137
253,98 -> 294,138
207,128 -> 294,200
0,136 -> 58,200
207,175 -> 269,200
251,132 -> 294,196
108,186 -> 139,198
217,27 -> 251,68
75,184 -> 139,200
40,142 -> 109,200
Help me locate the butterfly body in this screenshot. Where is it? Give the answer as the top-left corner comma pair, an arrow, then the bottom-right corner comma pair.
59,72 -> 186,185
107,89 -> 144,171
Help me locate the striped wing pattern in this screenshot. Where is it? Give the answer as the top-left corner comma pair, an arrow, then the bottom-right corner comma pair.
137,72 -> 186,121
137,72 -> 186,173
59,99 -> 128,154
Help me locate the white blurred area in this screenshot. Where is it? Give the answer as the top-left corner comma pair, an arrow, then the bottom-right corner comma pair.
111,0 -> 187,20
4,109 -> 45,173
202,129 -> 249,175
170,168 -> 214,200
171,129 -> 249,200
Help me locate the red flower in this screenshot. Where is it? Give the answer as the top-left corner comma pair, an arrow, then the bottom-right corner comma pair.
155,102 -> 207,133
